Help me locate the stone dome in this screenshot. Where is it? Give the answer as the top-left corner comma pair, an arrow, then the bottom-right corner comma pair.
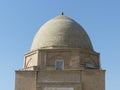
31,15 -> 93,51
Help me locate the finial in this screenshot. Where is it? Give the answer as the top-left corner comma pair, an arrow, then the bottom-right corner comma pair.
61,12 -> 64,15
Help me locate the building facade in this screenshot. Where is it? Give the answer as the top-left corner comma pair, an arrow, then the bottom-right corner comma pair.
15,15 -> 105,90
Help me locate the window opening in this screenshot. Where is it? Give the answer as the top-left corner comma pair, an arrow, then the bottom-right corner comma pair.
55,59 -> 64,70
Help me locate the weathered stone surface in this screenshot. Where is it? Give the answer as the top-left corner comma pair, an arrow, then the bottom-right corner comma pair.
31,15 -> 93,51
15,15 -> 105,90
15,69 -> 105,90
15,71 -> 36,90
24,49 -> 100,70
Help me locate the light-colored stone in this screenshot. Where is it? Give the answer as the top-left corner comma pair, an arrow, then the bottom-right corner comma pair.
30,15 -> 93,51
15,15 -> 105,90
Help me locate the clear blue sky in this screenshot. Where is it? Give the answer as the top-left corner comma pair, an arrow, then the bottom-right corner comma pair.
0,0 -> 120,90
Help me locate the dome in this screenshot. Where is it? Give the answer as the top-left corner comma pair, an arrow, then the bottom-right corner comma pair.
31,15 -> 93,51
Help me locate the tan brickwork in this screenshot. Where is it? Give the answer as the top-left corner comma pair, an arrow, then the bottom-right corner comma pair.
15,15 -> 105,90
15,71 -> 36,90
15,69 -> 105,90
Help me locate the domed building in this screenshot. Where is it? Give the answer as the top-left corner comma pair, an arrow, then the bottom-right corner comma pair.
15,14 -> 105,90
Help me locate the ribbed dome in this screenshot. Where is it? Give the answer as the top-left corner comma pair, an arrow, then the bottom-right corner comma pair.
31,15 -> 93,51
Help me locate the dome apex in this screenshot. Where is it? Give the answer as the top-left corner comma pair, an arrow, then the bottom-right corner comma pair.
31,15 -> 93,51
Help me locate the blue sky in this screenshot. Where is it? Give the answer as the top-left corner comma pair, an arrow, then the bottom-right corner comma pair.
0,0 -> 120,90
